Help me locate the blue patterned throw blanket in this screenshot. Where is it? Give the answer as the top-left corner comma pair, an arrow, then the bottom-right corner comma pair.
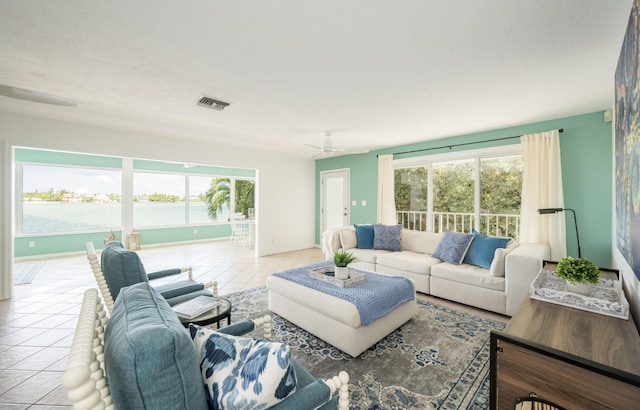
272,261 -> 415,326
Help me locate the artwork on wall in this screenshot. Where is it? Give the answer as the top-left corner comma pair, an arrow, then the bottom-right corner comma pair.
615,0 -> 640,281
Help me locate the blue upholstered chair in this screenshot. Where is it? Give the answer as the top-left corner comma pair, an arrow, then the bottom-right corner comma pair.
85,241 -> 217,313
63,284 -> 349,410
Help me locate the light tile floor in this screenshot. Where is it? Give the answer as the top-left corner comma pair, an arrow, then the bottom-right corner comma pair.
0,240 -> 508,408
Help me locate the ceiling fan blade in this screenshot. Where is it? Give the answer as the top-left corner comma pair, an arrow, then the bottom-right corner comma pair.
305,143 -> 321,150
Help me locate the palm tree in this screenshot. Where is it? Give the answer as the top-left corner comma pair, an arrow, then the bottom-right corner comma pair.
205,178 -> 230,220
235,180 -> 255,217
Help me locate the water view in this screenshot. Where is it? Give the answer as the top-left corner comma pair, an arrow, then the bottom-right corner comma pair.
22,202 -> 228,233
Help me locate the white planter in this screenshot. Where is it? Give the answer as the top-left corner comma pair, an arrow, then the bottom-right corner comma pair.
566,281 -> 592,295
335,266 -> 349,280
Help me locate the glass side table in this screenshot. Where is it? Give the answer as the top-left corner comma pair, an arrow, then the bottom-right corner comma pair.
178,296 -> 232,329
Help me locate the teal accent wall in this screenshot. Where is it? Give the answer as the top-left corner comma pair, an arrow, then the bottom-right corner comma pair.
136,225 -> 231,246
15,225 -> 233,258
15,231 -> 122,258
134,159 -> 256,177
15,148 -> 122,168
316,111 -> 613,267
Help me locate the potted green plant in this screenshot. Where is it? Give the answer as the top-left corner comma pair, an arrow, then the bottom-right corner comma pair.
333,249 -> 356,280
555,256 -> 600,294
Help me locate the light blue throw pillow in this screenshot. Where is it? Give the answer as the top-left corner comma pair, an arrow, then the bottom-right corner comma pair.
433,230 -> 474,265
463,230 -> 511,269
354,224 -> 375,249
190,324 -> 297,410
373,224 -> 403,251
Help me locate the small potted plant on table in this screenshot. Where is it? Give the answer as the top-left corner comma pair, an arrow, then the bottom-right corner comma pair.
555,256 -> 600,294
333,249 -> 356,280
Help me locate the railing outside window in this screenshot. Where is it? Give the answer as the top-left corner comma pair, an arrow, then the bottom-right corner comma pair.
396,210 -> 520,240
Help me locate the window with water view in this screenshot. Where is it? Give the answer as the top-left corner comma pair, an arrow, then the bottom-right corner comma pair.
20,165 -> 122,233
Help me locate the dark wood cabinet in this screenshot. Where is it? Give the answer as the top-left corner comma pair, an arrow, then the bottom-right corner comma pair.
491,294 -> 640,409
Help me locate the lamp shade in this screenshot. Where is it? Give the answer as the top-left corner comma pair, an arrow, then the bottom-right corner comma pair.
537,208 -> 564,214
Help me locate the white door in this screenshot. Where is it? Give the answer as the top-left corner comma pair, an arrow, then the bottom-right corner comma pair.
321,169 -> 350,234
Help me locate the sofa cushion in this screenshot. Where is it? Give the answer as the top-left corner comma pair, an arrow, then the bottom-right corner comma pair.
432,230 -> 474,265
104,282 -> 207,410
376,251 -> 441,275
350,248 -> 391,264
101,241 -> 149,300
401,230 -> 443,255
340,228 -> 358,250
373,224 -> 402,251
354,224 -> 375,249
463,230 -> 511,269
431,262 -> 505,292
489,241 -> 520,277
190,324 -> 297,410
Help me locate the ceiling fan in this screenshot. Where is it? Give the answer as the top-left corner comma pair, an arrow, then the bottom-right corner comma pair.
305,131 -> 345,158
0,84 -> 77,106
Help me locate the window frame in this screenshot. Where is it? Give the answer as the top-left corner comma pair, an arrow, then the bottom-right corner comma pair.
15,162 -> 123,235
15,151 -> 256,235
394,144 -> 522,234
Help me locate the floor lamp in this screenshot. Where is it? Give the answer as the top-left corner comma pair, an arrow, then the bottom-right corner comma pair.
537,208 -> 582,258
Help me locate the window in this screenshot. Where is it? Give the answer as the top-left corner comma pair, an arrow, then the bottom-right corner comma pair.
479,156 -> 522,237
19,165 -> 122,233
433,159 -> 475,232
234,179 -> 255,219
15,148 -> 256,235
189,176 -> 229,223
395,166 -> 428,230
394,146 -> 522,238
133,172 -> 185,227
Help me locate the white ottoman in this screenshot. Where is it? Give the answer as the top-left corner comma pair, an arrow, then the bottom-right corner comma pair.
266,267 -> 416,357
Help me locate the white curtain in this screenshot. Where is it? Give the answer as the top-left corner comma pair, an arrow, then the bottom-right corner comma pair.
520,130 -> 566,260
377,154 -> 397,224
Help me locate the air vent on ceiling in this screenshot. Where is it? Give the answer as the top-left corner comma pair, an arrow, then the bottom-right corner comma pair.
195,95 -> 230,111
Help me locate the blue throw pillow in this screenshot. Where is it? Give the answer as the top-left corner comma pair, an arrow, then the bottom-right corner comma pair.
373,224 -> 403,251
433,230 -> 474,265
354,224 -> 375,249
190,324 -> 297,410
463,230 -> 511,269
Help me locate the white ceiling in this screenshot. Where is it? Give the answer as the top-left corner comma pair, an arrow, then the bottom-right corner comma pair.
0,0 -> 633,158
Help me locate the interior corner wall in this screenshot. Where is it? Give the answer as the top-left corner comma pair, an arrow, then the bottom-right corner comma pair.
315,111 -> 614,269
1,140 -> 12,300
0,112 -> 316,273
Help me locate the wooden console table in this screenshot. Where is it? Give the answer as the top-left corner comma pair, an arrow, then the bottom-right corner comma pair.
490,268 -> 640,409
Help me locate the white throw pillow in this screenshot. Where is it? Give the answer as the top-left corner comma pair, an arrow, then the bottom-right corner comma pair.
340,228 -> 358,250
489,241 -> 519,277
189,324 -> 297,410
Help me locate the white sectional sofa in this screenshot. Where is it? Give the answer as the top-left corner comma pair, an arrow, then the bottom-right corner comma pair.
323,226 -> 550,316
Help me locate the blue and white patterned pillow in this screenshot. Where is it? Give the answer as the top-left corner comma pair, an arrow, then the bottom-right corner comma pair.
433,230 -> 474,265
373,224 -> 403,251
189,324 -> 297,410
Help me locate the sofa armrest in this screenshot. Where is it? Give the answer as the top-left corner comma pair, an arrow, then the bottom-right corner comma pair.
322,227 -> 351,259
147,268 -> 183,280
215,315 -> 273,340
269,370 -> 349,410
505,243 -> 550,316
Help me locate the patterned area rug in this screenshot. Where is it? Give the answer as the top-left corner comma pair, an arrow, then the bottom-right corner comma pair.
13,262 -> 44,285
225,286 -> 505,410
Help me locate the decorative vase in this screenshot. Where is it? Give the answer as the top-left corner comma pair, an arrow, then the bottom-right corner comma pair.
335,266 -> 349,280
566,281 -> 592,295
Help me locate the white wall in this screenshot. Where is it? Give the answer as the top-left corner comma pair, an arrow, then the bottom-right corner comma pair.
0,112 -> 317,299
